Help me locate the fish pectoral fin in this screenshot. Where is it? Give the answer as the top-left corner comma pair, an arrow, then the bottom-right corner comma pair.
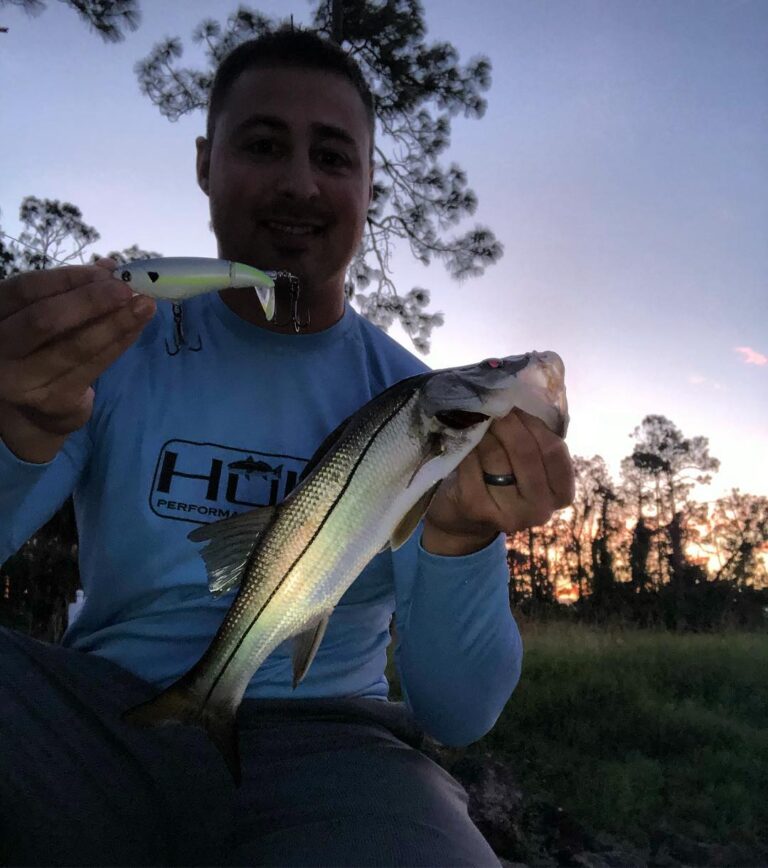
188,506 -> 277,596
406,432 -> 445,488
291,613 -> 332,689
390,481 -> 442,550
391,435 -> 445,550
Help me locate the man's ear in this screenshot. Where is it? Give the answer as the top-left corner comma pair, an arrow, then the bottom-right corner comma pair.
196,136 -> 211,195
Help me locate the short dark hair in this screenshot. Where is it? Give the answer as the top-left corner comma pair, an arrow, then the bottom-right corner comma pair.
206,27 -> 376,153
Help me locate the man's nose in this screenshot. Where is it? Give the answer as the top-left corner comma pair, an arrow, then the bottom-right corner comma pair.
275,152 -> 320,200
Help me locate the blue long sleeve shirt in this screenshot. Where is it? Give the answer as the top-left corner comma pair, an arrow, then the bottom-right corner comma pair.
0,294 -> 522,745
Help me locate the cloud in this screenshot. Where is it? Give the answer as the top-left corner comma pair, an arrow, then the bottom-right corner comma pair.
734,346 -> 768,366
689,374 -> 723,390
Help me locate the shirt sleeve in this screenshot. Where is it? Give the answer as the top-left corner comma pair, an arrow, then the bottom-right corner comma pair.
0,429 -> 91,563
391,527 -> 523,746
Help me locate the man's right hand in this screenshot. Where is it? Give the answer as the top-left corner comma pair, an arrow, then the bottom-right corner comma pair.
0,259 -> 156,463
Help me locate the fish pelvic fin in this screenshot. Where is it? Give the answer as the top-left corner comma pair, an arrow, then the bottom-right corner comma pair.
123,685 -> 242,786
291,612 -> 331,689
188,506 -> 277,596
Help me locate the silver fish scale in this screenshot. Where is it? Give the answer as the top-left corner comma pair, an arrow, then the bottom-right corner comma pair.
188,387 -> 430,710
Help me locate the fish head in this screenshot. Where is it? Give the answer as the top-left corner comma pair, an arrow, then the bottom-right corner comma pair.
419,351 -> 569,440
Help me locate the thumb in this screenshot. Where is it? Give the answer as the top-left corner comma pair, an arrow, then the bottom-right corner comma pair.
94,257 -> 118,270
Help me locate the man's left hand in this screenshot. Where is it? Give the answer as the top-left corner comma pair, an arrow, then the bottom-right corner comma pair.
422,408 -> 575,556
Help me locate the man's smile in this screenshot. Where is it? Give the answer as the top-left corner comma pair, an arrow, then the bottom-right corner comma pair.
265,220 -> 325,237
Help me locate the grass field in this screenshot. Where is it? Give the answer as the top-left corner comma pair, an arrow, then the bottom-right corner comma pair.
470,621 -> 768,851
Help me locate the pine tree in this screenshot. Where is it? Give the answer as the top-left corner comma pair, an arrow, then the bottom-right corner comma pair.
0,0 -> 140,41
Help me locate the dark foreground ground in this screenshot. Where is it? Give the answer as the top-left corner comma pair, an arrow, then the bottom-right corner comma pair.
395,622 -> 768,867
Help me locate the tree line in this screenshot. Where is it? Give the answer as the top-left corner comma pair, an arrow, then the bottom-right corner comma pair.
507,417 -> 768,630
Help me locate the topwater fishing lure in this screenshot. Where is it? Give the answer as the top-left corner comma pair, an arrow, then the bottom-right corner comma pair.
114,257 -> 289,355
0,234 -> 298,340
114,257 -> 277,321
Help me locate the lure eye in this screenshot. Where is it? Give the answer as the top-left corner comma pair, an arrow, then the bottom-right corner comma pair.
484,358 -> 503,369
120,270 -> 132,282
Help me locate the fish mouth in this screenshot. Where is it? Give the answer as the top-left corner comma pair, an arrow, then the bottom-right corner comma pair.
436,409 -> 490,429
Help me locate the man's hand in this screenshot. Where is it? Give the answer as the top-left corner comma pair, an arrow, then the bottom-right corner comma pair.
422,408 -> 575,556
0,259 -> 156,463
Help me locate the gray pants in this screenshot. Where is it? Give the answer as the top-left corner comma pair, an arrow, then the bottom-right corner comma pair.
0,628 -> 499,866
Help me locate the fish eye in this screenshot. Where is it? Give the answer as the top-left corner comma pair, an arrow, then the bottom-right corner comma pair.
483,358 -> 503,369
120,270 -> 132,282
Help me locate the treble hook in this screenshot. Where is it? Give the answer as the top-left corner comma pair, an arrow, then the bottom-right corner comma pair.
165,302 -> 203,355
273,273 -> 310,333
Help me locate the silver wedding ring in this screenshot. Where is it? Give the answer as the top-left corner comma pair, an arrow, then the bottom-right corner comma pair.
483,472 -> 517,487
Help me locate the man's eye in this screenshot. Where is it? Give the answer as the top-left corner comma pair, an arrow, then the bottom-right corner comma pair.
316,149 -> 350,169
246,139 -> 279,156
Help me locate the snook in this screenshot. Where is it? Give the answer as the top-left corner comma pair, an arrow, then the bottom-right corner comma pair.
124,351 -> 568,782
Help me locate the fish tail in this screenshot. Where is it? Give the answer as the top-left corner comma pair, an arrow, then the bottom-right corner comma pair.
123,684 -> 241,785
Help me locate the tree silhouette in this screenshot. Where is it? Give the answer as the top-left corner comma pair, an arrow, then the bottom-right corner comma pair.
562,456 -> 613,600
590,482 -> 620,605
2,197 -> 99,274
0,0 -> 140,41
0,196 -> 160,279
133,0 -> 502,352
628,516 -> 654,591
627,415 -> 720,588
629,415 -> 720,519
705,490 -> 768,586
502,413 -> 768,628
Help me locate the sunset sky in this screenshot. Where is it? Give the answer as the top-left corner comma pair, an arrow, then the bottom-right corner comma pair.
2,0 -> 766,504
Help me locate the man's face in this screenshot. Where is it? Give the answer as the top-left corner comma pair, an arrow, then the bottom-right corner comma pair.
197,66 -> 373,296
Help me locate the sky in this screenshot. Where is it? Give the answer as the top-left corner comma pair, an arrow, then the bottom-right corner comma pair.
1,0 -> 766,504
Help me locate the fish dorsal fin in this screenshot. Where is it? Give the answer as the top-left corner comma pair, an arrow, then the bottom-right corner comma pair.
187,506 -> 277,596
390,481 -> 442,550
291,612 -> 331,688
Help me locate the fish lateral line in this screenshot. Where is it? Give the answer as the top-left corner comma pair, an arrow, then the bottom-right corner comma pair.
196,385 -> 422,702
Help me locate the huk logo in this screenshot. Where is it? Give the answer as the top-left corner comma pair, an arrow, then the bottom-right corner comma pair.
150,439 -> 308,524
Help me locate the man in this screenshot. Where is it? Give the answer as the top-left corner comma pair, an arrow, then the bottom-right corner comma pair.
0,29 -> 574,865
